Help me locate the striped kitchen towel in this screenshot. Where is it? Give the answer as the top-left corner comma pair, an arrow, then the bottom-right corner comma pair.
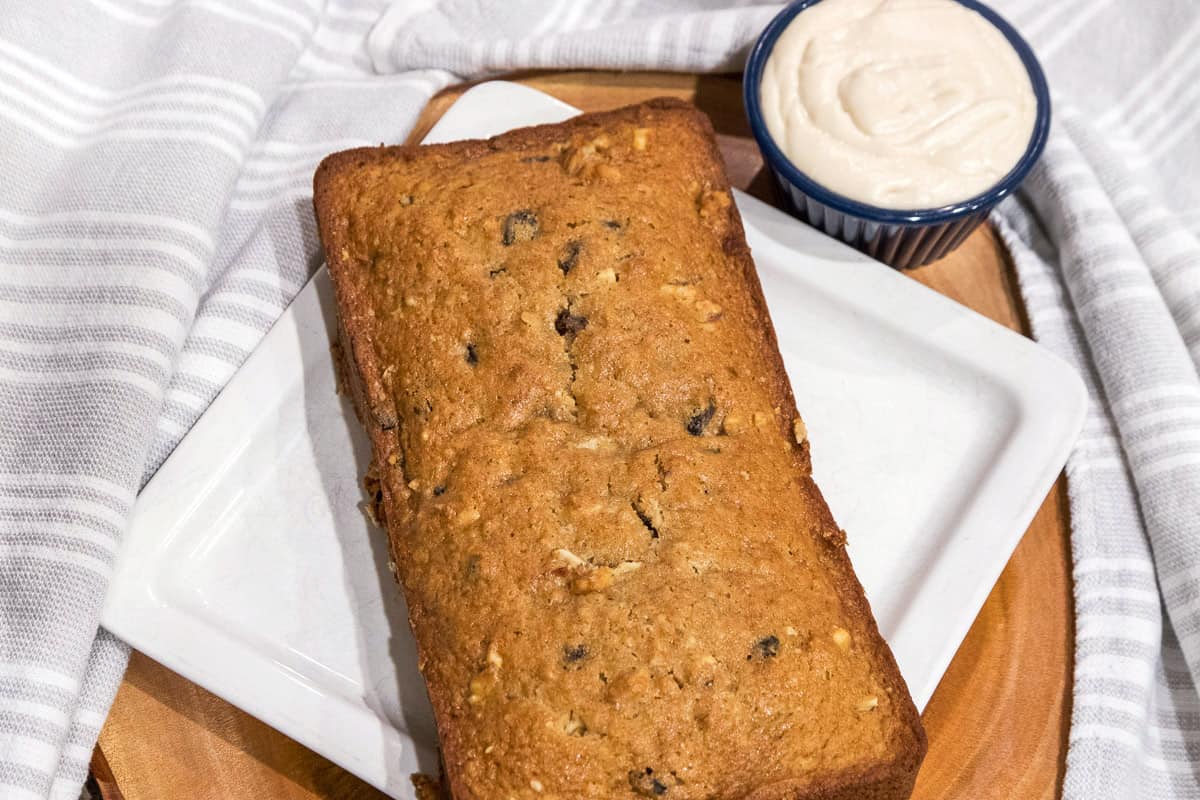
0,2 -> 449,798
2,2 -> 1198,800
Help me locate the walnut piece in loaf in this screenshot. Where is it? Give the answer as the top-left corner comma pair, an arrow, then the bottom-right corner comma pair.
314,98 -> 926,800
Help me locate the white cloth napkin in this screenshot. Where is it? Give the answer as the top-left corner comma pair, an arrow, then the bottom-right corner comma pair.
2,2 -> 1198,799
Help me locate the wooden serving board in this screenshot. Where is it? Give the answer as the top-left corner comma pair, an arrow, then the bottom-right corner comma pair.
94,71 -> 1073,800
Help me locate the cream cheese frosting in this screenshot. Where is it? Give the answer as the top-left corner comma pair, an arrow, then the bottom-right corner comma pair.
760,0 -> 1037,209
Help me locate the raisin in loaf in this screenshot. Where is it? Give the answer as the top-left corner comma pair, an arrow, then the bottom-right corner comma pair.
314,98 -> 925,800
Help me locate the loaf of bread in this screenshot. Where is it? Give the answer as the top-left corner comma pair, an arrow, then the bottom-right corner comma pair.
314,98 -> 925,800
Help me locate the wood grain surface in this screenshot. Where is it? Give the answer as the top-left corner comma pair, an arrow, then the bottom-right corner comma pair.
95,71 -> 1073,800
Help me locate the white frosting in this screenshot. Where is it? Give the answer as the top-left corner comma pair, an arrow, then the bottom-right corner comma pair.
759,0 -> 1037,210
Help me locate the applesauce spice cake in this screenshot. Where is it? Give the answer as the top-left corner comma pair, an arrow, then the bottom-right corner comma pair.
314,98 -> 925,800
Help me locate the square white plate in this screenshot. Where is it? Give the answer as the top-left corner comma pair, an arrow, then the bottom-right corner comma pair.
102,81 -> 1086,798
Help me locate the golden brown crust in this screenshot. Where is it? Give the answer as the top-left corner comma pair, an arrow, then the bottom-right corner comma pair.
315,98 -> 924,800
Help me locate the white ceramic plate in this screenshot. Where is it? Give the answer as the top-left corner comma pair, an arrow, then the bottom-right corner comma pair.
102,81 -> 1086,798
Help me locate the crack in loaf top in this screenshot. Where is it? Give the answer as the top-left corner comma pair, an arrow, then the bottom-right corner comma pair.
313,98 -> 925,800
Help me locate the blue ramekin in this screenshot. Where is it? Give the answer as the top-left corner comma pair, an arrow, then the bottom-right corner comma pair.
744,0 -> 1051,270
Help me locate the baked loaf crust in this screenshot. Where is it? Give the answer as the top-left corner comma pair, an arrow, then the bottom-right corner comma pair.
314,98 -> 925,800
